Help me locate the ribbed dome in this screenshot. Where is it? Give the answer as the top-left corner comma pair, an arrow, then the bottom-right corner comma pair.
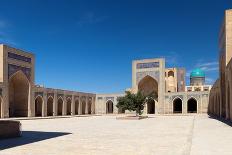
190,68 -> 205,77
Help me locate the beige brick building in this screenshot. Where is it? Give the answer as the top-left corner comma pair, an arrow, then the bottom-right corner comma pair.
0,45 -> 95,118
96,58 -> 211,115
208,9 -> 232,120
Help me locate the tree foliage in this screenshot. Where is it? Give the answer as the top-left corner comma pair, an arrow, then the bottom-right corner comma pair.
116,91 -> 156,116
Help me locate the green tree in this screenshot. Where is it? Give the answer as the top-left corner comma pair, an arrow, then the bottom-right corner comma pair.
116,91 -> 155,116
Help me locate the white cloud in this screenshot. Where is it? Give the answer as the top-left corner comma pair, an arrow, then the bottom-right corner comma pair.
195,61 -> 219,72
197,61 -> 218,67
186,60 -> 219,85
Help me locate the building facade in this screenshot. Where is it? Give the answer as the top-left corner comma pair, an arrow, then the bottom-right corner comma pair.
0,44 -> 211,118
96,59 -> 211,115
0,45 -> 95,118
208,9 -> 232,120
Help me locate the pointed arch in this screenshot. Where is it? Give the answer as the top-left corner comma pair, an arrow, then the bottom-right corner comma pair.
187,97 -> 197,113
106,100 -> 113,114
88,99 -> 92,114
227,84 -> 231,119
66,97 -> 72,115
35,95 -> 43,117
147,99 -> 155,114
0,97 -> 2,118
82,100 -> 86,114
57,97 -> 63,116
173,97 -> 182,113
47,96 -> 53,116
138,75 -> 158,100
9,70 -> 30,117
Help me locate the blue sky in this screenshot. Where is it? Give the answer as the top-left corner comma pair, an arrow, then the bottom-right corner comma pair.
0,0 -> 231,93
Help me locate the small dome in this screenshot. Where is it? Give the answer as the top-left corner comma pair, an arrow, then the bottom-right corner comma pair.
190,68 -> 205,77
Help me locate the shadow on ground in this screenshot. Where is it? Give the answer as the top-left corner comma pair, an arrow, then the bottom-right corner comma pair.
0,131 -> 71,150
208,114 -> 232,127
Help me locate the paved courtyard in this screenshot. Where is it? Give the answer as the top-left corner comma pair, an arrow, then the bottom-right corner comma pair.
0,115 -> 232,155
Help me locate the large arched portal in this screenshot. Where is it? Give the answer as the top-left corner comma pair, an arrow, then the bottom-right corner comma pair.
9,71 -> 30,117
82,101 -> 86,114
173,98 -> 182,113
138,75 -> 158,114
58,98 -> 63,116
66,98 -> 72,115
47,96 -> 53,116
106,100 -> 113,114
75,100 -> 79,115
187,98 -> 197,113
35,96 -> 43,117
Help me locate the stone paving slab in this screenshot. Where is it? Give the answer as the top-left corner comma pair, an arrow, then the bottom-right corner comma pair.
0,115 -> 231,155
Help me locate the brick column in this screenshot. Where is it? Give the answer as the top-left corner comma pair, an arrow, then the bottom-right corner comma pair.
71,94 -> 75,115
78,97 -> 82,115
85,97 -> 88,114
63,95 -> 67,115
53,92 -> 57,116
42,92 -> 47,117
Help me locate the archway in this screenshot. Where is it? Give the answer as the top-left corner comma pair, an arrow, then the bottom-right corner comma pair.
187,98 -> 197,113
82,101 -> 86,114
106,100 -> 113,114
75,100 -> 79,115
88,100 -> 92,114
138,75 -> 158,97
227,85 -> 230,119
173,98 -> 182,113
66,98 -> 71,115
138,75 -> 158,114
47,96 -> 53,116
147,100 -> 155,114
168,71 -> 174,77
0,97 -> 2,118
9,71 -> 30,117
58,97 -> 63,116
35,96 -> 43,117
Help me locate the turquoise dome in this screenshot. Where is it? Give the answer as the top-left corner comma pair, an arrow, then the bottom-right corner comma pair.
190,68 -> 205,77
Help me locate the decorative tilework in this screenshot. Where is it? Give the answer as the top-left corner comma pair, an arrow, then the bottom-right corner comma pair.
136,71 -> 160,84
136,62 -> 159,69
8,64 -> 31,80
8,52 -> 31,63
